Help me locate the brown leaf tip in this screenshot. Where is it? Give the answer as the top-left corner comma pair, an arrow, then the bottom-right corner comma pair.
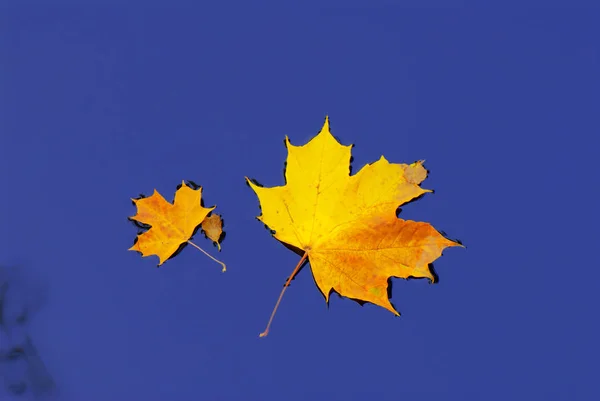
201,214 -> 225,251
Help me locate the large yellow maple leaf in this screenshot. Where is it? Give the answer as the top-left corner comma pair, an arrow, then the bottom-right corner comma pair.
247,117 -> 461,336
128,181 -> 226,271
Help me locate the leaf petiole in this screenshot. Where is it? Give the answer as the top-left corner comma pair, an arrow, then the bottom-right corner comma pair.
187,240 -> 227,272
259,252 -> 308,338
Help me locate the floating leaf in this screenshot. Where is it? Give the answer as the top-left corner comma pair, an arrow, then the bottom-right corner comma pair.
247,117 -> 462,336
128,181 -> 226,271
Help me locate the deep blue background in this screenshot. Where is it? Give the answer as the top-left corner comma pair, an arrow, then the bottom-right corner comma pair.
1,2 -> 599,400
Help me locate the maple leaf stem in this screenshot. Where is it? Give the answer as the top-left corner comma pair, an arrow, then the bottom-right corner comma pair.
187,240 -> 227,272
259,252 -> 308,338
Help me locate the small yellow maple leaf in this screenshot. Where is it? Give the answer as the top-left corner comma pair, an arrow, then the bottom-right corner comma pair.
247,117 -> 462,336
128,181 -> 226,271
